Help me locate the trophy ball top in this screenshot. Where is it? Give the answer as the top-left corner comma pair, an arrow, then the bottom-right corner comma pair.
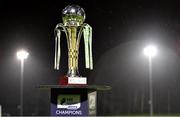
62,5 -> 86,26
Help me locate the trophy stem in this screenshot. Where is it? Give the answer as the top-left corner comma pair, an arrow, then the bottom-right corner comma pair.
67,27 -> 80,77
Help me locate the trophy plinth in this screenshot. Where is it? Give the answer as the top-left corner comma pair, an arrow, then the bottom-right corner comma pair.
38,85 -> 111,116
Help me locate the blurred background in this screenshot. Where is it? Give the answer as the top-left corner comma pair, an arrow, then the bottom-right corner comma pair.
0,0 -> 180,116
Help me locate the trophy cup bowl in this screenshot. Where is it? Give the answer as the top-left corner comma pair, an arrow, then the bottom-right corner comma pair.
62,5 -> 86,26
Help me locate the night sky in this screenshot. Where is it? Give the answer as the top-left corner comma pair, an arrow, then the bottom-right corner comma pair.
0,0 -> 180,116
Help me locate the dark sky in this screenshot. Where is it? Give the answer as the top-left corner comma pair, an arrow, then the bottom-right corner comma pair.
1,0 -> 180,116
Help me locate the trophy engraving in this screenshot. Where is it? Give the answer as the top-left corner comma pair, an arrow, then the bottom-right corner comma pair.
54,5 -> 93,81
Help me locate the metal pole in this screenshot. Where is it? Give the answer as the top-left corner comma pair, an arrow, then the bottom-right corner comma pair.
20,59 -> 24,116
0,105 -> 1,117
168,90 -> 170,115
148,56 -> 153,116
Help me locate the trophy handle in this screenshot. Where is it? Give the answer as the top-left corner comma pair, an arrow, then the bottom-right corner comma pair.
88,25 -> 93,69
82,23 -> 93,70
54,23 -> 69,70
76,23 -> 86,50
54,29 -> 60,70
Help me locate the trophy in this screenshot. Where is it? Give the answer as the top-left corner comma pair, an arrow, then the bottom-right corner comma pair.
54,5 -> 93,85
38,5 -> 109,116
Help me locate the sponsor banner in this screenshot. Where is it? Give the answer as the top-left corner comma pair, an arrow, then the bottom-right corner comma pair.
51,89 -> 88,116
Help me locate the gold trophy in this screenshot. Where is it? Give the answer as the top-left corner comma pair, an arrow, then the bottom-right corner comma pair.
54,5 -> 93,85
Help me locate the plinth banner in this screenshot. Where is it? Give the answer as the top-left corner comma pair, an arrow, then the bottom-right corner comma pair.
51,88 -> 88,116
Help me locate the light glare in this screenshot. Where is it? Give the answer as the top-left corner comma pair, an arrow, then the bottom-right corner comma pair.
143,45 -> 157,57
17,50 -> 29,60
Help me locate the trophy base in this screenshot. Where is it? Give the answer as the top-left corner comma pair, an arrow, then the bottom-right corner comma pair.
58,75 -> 87,85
